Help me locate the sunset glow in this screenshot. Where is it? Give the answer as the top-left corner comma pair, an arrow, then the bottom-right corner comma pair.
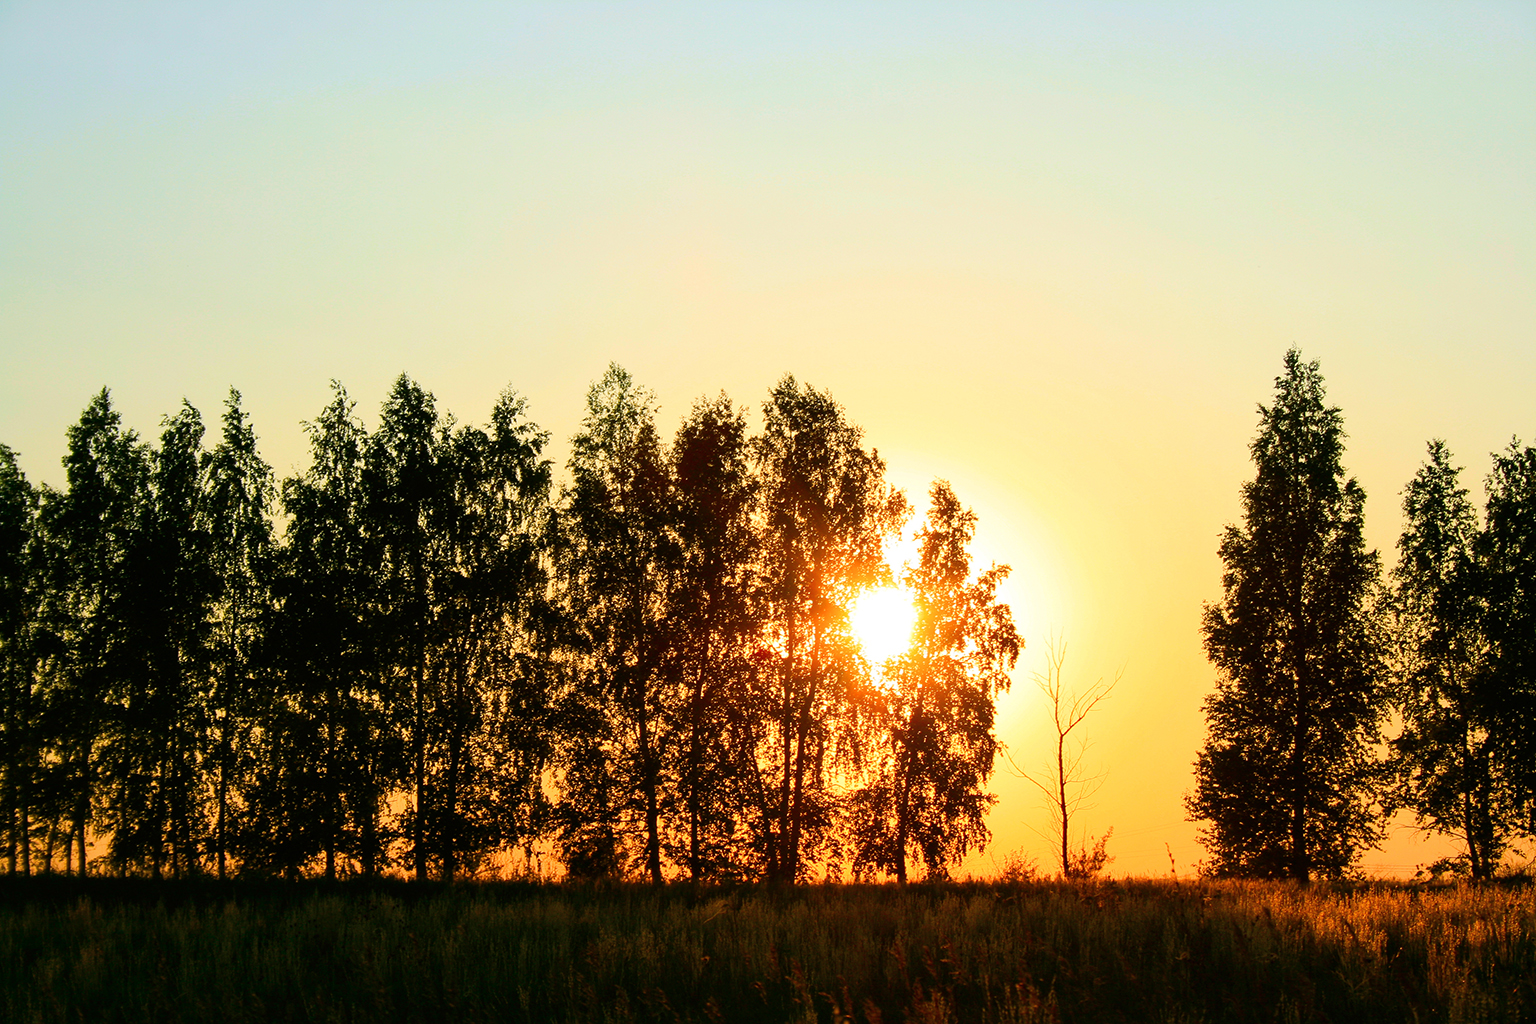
0,4 -> 1529,881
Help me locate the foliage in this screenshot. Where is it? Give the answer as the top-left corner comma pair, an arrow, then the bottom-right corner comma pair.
1478,440 -> 1536,832
39,389 -> 151,876
1386,439 -> 1521,878
751,376 -> 907,883
557,365 -> 677,885
1190,350 -> 1387,880
850,481 -> 1021,884
0,364 -> 968,884
6,354 -> 1522,888
203,389 -> 275,881
1065,826 -> 1114,880
263,382 -> 387,879
663,394 -> 760,882
0,444 -> 38,874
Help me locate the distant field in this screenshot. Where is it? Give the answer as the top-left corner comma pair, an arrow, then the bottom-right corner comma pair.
1,876 -> 1530,1023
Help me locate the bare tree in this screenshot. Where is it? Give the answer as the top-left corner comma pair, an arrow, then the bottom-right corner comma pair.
1011,637 -> 1118,878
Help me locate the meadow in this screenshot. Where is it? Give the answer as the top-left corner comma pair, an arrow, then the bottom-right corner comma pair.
1,875 -> 1531,1023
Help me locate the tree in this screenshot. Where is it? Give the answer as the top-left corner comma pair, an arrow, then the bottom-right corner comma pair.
100,402 -> 213,877
1478,440 -> 1536,834
364,374 -> 448,882
1013,638 -> 1116,880
204,389 -> 275,880
665,394 -> 760,881
849,481 -> 1020,883
1387,440 -> 1509,878
0,445 -> 38,873
1188,350 -> 1386,881
259,382 -> 391,878
419,389 -> 555,881
751,376 -> 904,882
38,390 -> 150,875
557,364 -> 676,883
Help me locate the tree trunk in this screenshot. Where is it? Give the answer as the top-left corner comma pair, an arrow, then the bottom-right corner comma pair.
444,715 -> 460,884
5,764 -> 14,875
414,657 -> 427,883
688,651 -> 707,883
1058,729 -> 1070,877
639,683 -> 663,885
75,803 -> 87,877
72,742 -> 90,877
775,600 -> 797,884
217,609 -> 236,882
216,737 -> 229,881
324,685 -> 337,882
1291,671 -> 1309,883
362,779 -> 378,878
18,675 -> 30,875
1464,723 -> 1480,879
787,618 -> 822,884
4,714 -> 14,874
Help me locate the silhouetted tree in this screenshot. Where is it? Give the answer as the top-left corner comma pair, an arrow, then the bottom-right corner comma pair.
204,389 -> 274,880
1478,440 -> 1536,834
1387,441 -> 1509,878
665,394 -> 760,881
557,365 -> 676,883
101,403 -> 213,877
1013,638 -> 1117,880
258,383 -> 391,878
365,374 -> 448,882
1189,350 -> 1386,881
752,376 -> 903,882
850,481 -> 1020,883
39,390 -> 150,875
421,390 -> 555,880
0,446 -> 38,873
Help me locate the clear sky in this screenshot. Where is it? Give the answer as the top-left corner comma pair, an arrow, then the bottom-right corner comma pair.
3,2 -> 1533,878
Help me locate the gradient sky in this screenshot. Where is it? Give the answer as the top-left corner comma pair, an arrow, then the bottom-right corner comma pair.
3,2 -> 1533,878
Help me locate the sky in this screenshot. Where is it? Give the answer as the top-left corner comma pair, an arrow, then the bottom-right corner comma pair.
3,2 -> 1533,878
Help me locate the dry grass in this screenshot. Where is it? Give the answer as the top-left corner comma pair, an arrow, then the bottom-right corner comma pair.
1,875 -> 1530,1022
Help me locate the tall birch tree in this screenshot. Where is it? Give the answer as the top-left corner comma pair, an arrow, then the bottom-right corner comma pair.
1189,350 -> 1386,880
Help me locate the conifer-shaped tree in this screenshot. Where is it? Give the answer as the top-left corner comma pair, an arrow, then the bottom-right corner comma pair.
1189,350 -> 1385,880
260,383 -> 389,878
364,375 -> 447,882
421,389 -> 554,881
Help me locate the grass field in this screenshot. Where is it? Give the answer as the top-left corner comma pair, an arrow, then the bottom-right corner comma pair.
1,875 -> 1531,1023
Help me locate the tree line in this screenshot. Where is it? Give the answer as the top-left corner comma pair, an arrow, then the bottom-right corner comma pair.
0,365 -> 1020,883
1191,350 -> 1535,881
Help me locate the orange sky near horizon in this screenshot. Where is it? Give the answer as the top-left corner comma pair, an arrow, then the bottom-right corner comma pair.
2,3 -> 1532,878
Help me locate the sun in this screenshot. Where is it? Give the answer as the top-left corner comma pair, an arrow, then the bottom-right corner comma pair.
849,586 -> 918,671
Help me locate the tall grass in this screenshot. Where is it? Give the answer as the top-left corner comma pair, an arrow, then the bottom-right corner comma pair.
1,876 -> 1530,1023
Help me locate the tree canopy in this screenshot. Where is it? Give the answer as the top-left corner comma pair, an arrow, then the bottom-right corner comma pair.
1189,350 -> 1386,880
0,370 -> 1012,884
